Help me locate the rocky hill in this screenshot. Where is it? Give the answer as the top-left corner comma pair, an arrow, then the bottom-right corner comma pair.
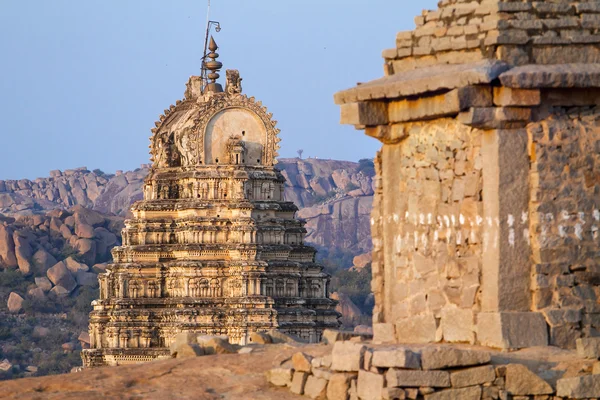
0,158 -> 374,258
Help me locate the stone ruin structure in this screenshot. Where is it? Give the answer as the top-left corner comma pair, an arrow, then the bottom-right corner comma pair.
336,0 -> 600,351
82,38 -> 339,367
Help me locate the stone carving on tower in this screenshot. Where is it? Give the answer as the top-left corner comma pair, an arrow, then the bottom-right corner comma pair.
82,38 -> 339,367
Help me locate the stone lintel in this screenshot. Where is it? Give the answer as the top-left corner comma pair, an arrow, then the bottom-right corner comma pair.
499,63 -> 600,89
542,88 -> 600,106
458,107 -> 531,130
481,129 -> 531,313
388,86 -> 492,123
493,87 -> 541,107
365,125 -> 408,144
340,101 -> 388,126
477,312 -> 548,349
334,60 -> 510,105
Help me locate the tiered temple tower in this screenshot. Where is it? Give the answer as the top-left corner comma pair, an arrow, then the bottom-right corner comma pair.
82,38 -> 339,367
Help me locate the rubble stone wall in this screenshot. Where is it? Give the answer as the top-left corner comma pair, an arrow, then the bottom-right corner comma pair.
528,110 -> 600,348
384,0 -> 600,74
372,119 -> 483,344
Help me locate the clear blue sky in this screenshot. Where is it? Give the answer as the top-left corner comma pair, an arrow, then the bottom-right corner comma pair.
0,0 -> 437,180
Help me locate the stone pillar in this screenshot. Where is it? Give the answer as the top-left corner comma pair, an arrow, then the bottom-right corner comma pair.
477,128 -> 548,349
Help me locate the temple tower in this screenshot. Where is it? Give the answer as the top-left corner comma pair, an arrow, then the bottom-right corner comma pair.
82,39 -> 339,367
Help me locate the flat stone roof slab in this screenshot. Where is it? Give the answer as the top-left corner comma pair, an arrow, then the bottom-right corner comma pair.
334,60 -> 510,105
500,63 -> 600,88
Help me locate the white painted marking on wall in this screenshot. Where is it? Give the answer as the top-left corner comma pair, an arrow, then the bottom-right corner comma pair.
414,231 -> 419,248
476,216 -> 483,226
508,229 -> 515,247
523,228 -> 530,245
487,217 -> 493,227
579,212 -> 586,224
507,214 -> 515,227
421,233 -> 428,250
559,225 -> 566,238
405,211 -> 410,220
575,224 -> 583,240
395,235 -> 403,253
393,213 -> 399,223
546,213 -> 554,222
419,213 -> 425,225
594,210 -> 600,221
592,226 -> 599,240
446,229 -> 452,244
459,214 -> 465,225
561,210 -> 569,221
521,211 -> 528,225
456,231 -> 462,245
427,213 -> 433,225
451,215 -> 456,227
434,230 -> 439,242
444,215 -> 450,228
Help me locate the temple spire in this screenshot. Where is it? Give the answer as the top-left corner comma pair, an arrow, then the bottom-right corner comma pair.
204,36 -> 223,93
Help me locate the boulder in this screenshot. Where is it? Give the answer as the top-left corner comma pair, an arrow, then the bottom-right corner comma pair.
32,326 -> 50,338
557,374 -> 600,399
94,227 -> 117,255
352,252 -> 372,270
0,359 -> 12,372
13,232 -> 33,275
266,368 -> 293,387
577,337 -> 600,359
75,238 -> 96,265
27,287 -> 46,301
304,375 -> 328,400
7,292 -> 24,313
71,205 -> 106,227
292,352 -> 313,372
290,371 -> 309,395
59,224 -> 72,240
0,224 -> 17,267
50,286 -> 70,297
331,341 -> 366,372
32,248 -> 57,274
169,340 -> 204,359
421,346 -> 491,370
75,222 -> 95,239
196,335 -> 236,355
65,257 -> 89,274
267,329 -> 306,344
92,263 -> 108,273
505,364 -> 554,396
322,329 -> 359,344
47,261 -> 77,292
248,331 -> 272,344
61,342 -> 75,352
35,276 -> 53,292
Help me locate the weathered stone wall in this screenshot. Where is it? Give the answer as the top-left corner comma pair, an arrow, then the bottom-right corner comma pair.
384,0 -> 600,74
371,119 -> 483,344
528,110 -> 600,348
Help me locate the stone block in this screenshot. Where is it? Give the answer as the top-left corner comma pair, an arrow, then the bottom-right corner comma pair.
558,374 -> 600,398
440,308 -> 474,343
292,352 -> 313,372
388,86 -> 492,123
340,102 -> 388,126
458,107 -> 531,129
477,312 -> 548,349
7,292 -> 24,313
322,329 -> 357,344
395,314 -> 437,343
499,63 -> 600,89
505,364 -> 553,396
266,368 -> 293,387
371,347 -> 421,369
248,331 -> 272,344
421,346 -> 490,370
450,365 -> 496,388
327,373 -> 356,400
577,337 -> 600,359
290,371 -> 309,395
169,342 -> 204,359
313,368 -> 332,380
423,386 -> 482,400
386,369 -> 450,388
382,387 -> 405,400
373,323 -> 396,344
493,87 -> 540,106
304,375 -> 328,400
197,336 -> 236,355
357,370 -> 385,400
331,341 -> 366,372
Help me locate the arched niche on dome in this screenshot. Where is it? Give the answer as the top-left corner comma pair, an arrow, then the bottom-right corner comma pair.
204,108 -> 266,166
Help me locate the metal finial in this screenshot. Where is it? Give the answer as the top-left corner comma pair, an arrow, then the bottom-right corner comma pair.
203,36 -> 223,91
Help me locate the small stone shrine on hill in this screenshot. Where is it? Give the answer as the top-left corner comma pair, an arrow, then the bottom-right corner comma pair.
82,38 -> 339,367
336,0 -> 600,350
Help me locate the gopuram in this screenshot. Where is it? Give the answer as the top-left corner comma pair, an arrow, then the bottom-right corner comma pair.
82,38 -> 339,367
336,0 -> 600,350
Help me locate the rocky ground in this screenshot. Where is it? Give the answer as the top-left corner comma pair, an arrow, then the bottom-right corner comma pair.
0,341 -> 329,399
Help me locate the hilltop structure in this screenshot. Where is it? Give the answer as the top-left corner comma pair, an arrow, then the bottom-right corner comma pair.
82,38 -> 339,367
336,0 -> 600,350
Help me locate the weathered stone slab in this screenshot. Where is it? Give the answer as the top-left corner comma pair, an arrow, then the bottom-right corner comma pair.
357,370 -> 385,400
500,63 -> 600,89
266,368 -> 293,387
373,323 -> 396,344
304,375 -> 328,400
386,369 -> 451,388
340,102 -> 388,126
557,374 -> 600,398
542,88 -> 600,106
577,337 -> 600,359
440,308 -> 475,343
458,107 -> 531,129
331,341 -> 366,372
395,314 -> 437,343
290,371 -> 309,395
477,312 -> 548,349
335,60 -> 510,105
322,329 -> 357,344
424,386 -> 482,400
505,364 -> 554,396
421,347 -> 490,370
327,373 -> 356,400
371,347 -> 421,369
493,87 -> 541,106
450,365 -> 496,388
292,352 -> 313,372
